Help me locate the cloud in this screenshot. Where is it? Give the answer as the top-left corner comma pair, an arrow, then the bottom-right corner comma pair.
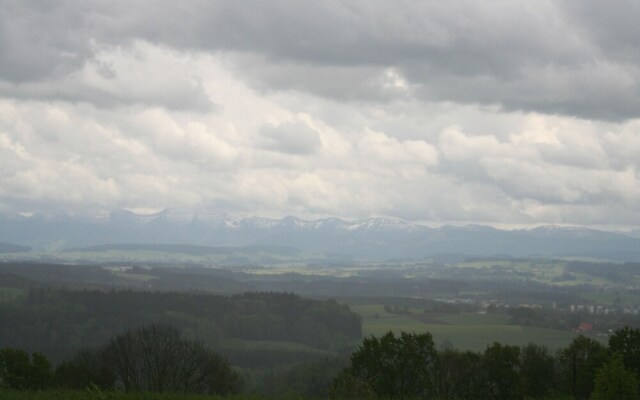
140,0 -> 640,120
0,42 -> 215,112
1,90 -> 639,226
2,1 -> 640,119
358,130 -> 438,168
0,2 -> 639,228
438,121 -> 640,209
0,1 -> 94,82
228,54 -> 413,103
259,120 -> 322,155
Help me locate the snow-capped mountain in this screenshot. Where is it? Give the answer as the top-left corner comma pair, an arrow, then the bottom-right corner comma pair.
0,209 -> 639,261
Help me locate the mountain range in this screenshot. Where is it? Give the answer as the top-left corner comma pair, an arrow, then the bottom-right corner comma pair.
1,210 -> 639,261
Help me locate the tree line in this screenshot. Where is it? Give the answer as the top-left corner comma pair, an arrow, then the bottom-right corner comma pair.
333,327 -> 640,400
4,326 -> 640,399
1,324 -> 240,395
0,288 -> 362,363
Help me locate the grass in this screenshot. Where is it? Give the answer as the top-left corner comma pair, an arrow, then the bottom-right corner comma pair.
580,290 -> 640,306
457,260 -> 515,269
455,260 -> 570,284
438,312 -> 510,325
416,324 -> 576,352
112,271 -> 158,282
23,249 -> 321,268
0,389 -> 251,400
450,259 -> 640,288
0,287 -> 26,303
352,304 -> 577,352
0,389 -> 297,400
220,338 -> 335,355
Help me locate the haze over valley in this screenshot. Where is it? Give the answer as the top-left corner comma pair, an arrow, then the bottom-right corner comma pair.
2,209 -> 640,262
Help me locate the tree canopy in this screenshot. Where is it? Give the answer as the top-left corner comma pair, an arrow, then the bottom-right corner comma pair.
342,331 -> 438,400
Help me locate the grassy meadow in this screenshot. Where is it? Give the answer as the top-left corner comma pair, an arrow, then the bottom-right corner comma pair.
351,304 -> 577,351
0,390 -> 272,400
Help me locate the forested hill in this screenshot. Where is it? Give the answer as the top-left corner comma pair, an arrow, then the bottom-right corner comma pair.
0,289 -> 362,363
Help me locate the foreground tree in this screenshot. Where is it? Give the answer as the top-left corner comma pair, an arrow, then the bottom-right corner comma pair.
102,324 -> 241,394
331,370 -> 378,400
557,335 -> 608,400
435,349 -> 485,400
54,348 -> 115,390
590,354 -> 638,400
0,348 -> 52,390
55,324 -> 240,395
520,343 -> 555,399
346,331 -> 438,400
483,342 -> 521,400
608,327 -> 640,377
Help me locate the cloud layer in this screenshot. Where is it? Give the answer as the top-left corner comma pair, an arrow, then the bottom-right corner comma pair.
0,1 -> 639,227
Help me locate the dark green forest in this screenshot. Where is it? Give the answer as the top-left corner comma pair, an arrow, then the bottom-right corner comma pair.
0,288 -> 361,363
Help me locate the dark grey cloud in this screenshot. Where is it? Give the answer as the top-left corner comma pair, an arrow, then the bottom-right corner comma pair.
0,80 -> 215,112
1,1 -> 638,120
0,0 -> 94,82
561,0 -> 640,63
234,55 -> 408,102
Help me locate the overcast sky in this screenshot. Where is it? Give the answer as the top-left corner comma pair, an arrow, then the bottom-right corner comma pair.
1,1 -> 639,228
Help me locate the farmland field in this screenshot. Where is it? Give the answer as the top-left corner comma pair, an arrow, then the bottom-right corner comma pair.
579,290 -> 640,306
351,304 -> 578,351
219,338 -> 336,355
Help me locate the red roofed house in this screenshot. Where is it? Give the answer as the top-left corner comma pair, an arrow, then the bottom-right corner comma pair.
576,322 -> 593,334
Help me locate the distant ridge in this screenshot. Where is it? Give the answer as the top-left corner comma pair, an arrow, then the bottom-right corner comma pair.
1,210 -> 639,261
0,242 -> 31,253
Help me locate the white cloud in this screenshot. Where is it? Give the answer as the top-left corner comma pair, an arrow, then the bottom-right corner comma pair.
259,120 -> 322,155
359,129 -> 438,166
0,3 -> 639,229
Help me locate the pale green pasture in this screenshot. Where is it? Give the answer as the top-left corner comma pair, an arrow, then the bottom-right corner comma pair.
352,304 -> 577,352
421,324 -> 575,351
439,312 -> 510,325
580,290 -> 640,306
220,338 -> 335,355
112,271 -> 157,281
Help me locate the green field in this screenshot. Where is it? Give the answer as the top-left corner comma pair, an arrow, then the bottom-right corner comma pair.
351,304 -> 577,352
220,338 -> 335,355
0,287 -> 26,303
112,271 -> 158,281
438,312 -> 510,325
22,248 -> 322,268
580,290 -> 640,306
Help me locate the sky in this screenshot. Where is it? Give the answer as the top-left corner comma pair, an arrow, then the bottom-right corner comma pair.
0,1 -> 639,228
